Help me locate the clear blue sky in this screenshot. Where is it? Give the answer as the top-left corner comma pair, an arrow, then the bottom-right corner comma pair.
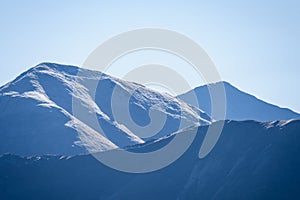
0,0 -> 299,112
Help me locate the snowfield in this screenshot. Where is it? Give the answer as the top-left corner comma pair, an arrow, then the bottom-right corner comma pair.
0,63 -> 210,156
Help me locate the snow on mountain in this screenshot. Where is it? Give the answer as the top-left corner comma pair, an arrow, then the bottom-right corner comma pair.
0,63 -> 210,156
178,81 -> 300,121
1,119 -> 300,199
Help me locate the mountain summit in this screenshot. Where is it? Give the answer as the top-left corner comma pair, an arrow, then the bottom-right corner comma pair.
0,63 -> 210,156
178,81 -> 300,121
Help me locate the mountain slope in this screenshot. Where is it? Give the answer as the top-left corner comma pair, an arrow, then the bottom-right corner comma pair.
178,81 -> 300,121
1,120 -> 299,199
0,63 -> 210,156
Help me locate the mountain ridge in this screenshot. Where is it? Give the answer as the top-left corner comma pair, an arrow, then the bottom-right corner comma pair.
178,81 -> 300,121
1,119 -> 300,199
0,63 -> 210,156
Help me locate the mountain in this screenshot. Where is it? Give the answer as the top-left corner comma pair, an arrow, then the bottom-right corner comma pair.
0,63 -> 210,156
178,81 -> 300,121
1,120 -> 300,200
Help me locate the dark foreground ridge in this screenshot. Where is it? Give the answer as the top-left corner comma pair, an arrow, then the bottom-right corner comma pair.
1,120 -> 300,200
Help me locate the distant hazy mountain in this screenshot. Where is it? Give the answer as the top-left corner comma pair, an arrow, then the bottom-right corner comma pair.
0,63 -> 210,156
178,81 -> 300,121
1,120 -> 299,200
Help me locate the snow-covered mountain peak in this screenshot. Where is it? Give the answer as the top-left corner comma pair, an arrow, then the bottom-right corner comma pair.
0,63 -> 211,156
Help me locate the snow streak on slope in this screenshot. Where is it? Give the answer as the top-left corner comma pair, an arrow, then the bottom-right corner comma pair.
0,63 -> 210,156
